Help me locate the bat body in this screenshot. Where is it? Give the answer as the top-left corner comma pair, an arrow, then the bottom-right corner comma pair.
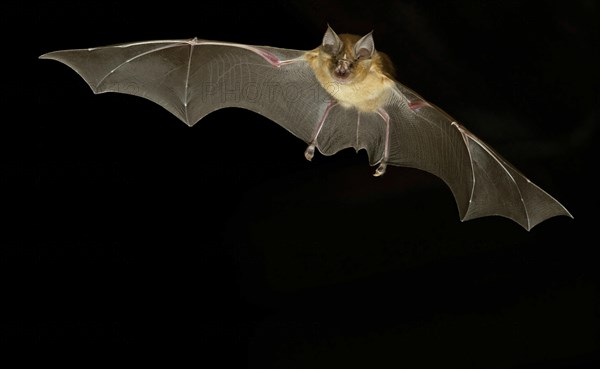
40,26 -> 572,230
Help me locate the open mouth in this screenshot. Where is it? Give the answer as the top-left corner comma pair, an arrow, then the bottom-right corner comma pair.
333,70 -> 351,83
333,60 -> 352,83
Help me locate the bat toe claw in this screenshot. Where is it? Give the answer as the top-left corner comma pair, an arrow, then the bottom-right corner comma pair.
304,144 -> 316,161
374,162 -> 387,177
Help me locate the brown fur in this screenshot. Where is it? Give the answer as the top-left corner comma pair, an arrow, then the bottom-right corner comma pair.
305,34 -> 395,112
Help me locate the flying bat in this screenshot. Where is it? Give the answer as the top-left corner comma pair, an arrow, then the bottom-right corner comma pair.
39,26 -> 573,230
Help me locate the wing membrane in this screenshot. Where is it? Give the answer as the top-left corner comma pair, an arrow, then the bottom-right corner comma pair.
40,39 -> 329,143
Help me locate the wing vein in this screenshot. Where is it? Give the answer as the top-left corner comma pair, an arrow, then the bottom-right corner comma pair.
96,43 -> 185,90
463,132 -> 531,227
393,87 -> 531,223
184,42 -> 194,124
451,122 -> 477,212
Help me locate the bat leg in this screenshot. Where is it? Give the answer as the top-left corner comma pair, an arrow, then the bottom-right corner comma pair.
374,162 -> 387,177
305,100 -> 337,162
304,144 -> 316,161
374,109 -> 391,177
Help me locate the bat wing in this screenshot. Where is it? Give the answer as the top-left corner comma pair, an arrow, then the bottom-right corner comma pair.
291,83 -> 571,230
384,82 -> 572,230
40,38 -> 331,143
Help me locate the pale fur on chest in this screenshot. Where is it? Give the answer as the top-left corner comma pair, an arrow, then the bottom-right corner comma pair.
329,74 -> 393,112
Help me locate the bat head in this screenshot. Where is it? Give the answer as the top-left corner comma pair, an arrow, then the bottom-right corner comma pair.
320,26 -> 376,84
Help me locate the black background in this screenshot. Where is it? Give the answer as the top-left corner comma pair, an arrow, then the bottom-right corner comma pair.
3,1 -> 598,367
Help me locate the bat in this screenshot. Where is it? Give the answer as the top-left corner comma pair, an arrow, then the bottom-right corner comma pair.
40,26 -> 572,230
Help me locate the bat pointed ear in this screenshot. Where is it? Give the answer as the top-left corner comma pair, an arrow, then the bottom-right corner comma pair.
354,30 -> 375,59
322,24 -> 343,55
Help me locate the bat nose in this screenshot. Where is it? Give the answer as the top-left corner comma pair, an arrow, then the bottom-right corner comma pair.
335,59 -> 351,77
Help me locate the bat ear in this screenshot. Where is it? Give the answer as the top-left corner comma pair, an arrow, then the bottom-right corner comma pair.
353,30 -> 375,59
322,24 -> 343,55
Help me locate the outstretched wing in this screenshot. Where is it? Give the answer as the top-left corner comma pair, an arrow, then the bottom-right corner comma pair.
285,81 -> 571,230
382,82 -> 572,230
40,38 -> 331,143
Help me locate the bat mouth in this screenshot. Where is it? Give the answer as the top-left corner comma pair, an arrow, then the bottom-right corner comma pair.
333,60 -> 352,83
333,70 -> 352,83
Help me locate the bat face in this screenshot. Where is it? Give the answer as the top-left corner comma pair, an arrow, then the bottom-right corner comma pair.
306,27 -> 395,112
320,27 -> 375,84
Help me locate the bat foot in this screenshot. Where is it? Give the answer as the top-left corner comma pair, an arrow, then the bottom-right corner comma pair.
373,162 -> 387,177
304,144 -> 316,161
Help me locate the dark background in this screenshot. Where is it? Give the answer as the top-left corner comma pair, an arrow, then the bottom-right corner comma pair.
3,0 -> 598,367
